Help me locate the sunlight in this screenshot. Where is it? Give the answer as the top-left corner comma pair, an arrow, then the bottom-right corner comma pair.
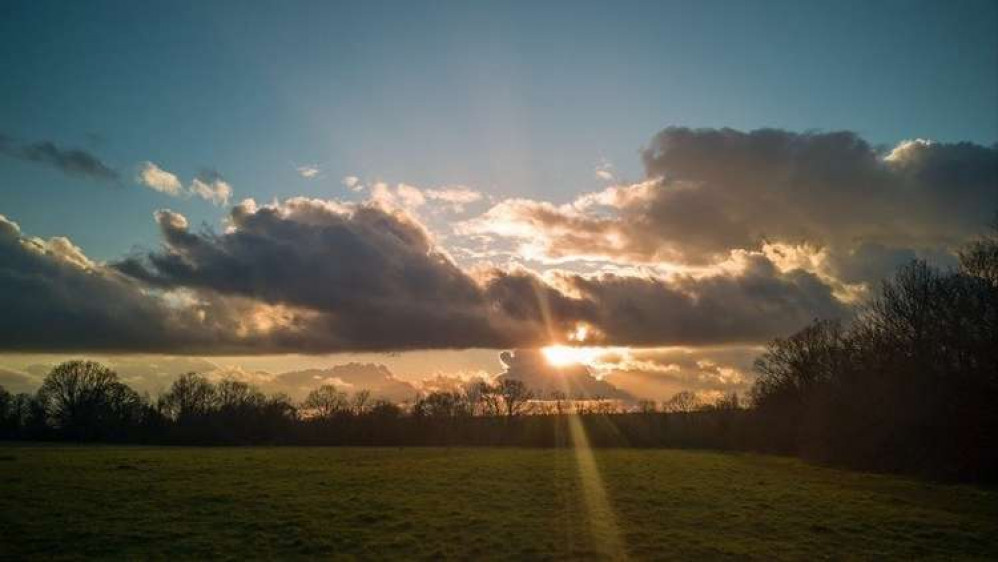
543,345 -> 601,367
546,345 -> 629,560
568,412 -> 629,560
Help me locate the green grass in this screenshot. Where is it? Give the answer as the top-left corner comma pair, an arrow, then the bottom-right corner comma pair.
1,446 -> 995,560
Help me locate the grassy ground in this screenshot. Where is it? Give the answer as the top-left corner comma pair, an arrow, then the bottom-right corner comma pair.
1,445 -> 995,560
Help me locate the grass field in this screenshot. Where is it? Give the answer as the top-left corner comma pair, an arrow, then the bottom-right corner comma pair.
1,445 -> 996,560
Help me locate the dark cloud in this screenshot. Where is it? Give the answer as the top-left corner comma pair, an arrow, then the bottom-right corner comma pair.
0,134 -> 119,182
115,198 -> 547,350
484,253 -> 847,347
570,259 -> 845,346
0,213 -> 209,352
121,199 -> 483,313
0,191 -> 851,353
638,129 -> 996,259
465,128 -> 997,284
0,212 -> 416,354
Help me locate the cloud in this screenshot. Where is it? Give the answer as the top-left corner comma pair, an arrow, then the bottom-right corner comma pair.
595,160 -> 615,181
189,169 -> 232,206
0,213 -> 213,353
113,198 -> 546,351
273,363 -> 418,401
463,128 -> 997,285
11,126 -> 988,355
136,161 -> 183,196
135,163 -> 234,206
0,184 -> 853,354
296,164 -> 321,179
484,250 -> 847,348
396,183 -> 426,208
601,346 -> 760,401
342,176 -> 363,191
367,182 -> 483,213
0,134 -> 118,182
0,211 -> 434,354
424,186 -> 483,212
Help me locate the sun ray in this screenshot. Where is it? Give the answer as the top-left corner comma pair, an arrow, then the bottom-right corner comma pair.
567,412 -> 629,560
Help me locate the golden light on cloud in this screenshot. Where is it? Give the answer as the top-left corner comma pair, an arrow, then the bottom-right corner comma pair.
569,323 -> 590,342
542,345 -> 604,368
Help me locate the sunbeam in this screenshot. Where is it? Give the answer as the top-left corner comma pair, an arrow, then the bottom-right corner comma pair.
568,412 -> 628,560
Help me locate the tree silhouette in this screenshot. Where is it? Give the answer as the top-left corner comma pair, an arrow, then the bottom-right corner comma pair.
663,391 -> 700,414
498,379 -> 532,418
302,385 -> 349,420
159,373 -> 218,421
36,360 -> 143,441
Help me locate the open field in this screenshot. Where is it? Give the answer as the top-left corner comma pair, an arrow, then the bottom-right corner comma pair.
1,446 -> 996,561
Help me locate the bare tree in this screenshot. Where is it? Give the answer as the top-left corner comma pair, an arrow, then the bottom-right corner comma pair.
959,218 -> 998,286
637,400 -> 658,414
302,385 -> 349,420
159,373 -> 218,421
412,391 -> 468,418
368,399 -> 402,419
351,389 -> 372,415
498,379 -> 533,418
217,379 -> 266,412
36,360 -> 143,439
475,381 -> 503,417
550,390 -> 568,416
663,391 -> 701,414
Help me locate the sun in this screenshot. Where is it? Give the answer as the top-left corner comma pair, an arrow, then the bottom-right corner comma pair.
542,345 -> 599,367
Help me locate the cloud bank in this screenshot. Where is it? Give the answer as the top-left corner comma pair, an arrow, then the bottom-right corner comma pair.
1,127 -> 994,355
462,128 -> 996,286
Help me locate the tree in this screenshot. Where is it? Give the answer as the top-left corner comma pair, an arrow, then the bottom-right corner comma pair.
159,373 -> 218,421
368,399 -> 402,419
959,219 -> 998,286
475,381 -> 503,417
498,379 -> 532,418
6,392 -> 48,440
216,379 -> 267,412
712,393 -> 741,411
749,319 -> 846,412
413,391 -> 469,419
550,390 -> 568,416
302,385 -> 349,420
637,400 -> 658,414
0,385 -> 13,437
351,390 -> 372,415
36,360 -> 143,440
663,391 -> 701,414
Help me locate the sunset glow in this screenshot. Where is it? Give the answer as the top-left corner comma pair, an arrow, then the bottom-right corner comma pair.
542,345 -> 604,368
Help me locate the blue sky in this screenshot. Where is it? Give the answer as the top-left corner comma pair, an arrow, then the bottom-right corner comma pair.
2,0 -> 996,261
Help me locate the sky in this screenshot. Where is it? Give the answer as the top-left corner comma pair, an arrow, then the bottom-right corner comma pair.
1,0 -> 996,402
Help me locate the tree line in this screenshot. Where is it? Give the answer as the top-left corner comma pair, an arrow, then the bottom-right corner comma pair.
749,225 -> 998,481
1,225 -> 995,482
0,362 -> 744,446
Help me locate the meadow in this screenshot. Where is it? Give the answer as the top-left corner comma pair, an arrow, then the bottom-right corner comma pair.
1,446 -> 996,560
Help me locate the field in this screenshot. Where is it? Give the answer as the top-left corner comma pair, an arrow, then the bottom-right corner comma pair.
1,446 -> 996,560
